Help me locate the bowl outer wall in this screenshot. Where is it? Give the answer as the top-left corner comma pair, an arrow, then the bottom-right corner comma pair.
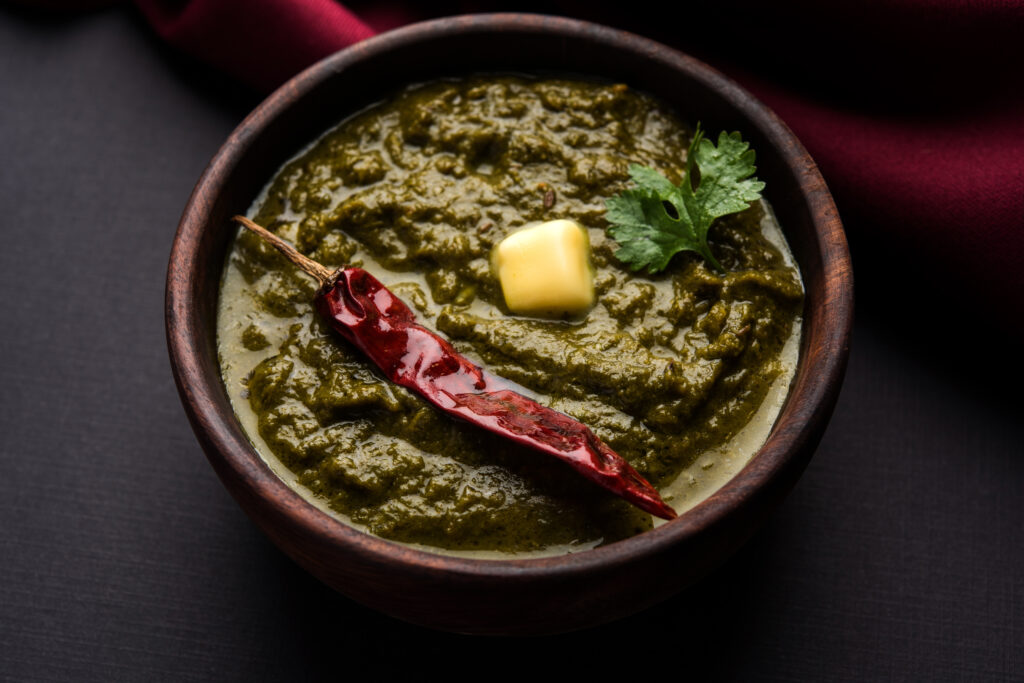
166,14 -> 853,635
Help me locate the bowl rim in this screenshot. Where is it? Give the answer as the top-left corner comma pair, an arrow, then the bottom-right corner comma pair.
167,13 -> 852,581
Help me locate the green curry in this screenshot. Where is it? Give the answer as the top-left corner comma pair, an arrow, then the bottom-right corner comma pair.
217,76 -> 803,555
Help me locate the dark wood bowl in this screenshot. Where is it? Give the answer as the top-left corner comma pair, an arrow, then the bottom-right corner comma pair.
166,14 -> 852,635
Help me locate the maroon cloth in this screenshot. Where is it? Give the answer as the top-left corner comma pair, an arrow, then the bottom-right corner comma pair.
134,0 -> 375,91
132,0 -> 1024,322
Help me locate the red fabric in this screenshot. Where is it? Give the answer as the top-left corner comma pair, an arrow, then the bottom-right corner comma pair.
132,0 -> 1024,321
134,0 -> 375,91
750,81 -> 1024,321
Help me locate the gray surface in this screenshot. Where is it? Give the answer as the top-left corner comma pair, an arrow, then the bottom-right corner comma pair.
1,6 -> 1020,681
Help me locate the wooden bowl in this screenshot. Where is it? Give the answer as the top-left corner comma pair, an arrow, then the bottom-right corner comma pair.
166,14 -> 852,635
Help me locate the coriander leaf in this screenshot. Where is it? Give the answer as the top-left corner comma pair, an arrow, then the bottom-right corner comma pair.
604,124 -> 764,274
627,164 -> 678,198
693,130 -> 765,220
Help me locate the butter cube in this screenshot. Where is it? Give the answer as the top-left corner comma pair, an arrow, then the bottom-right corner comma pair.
493,219 -> 594,316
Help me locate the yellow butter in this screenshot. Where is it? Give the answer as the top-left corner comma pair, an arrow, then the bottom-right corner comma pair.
493,219 -> 595,316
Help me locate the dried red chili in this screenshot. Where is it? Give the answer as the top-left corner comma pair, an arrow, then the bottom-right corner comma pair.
233,216 -> 677,520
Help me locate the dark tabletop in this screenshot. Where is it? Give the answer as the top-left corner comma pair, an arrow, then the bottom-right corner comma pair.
1,6 -> 1021,682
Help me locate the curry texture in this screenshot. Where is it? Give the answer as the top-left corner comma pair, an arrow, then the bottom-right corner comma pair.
217,77 -> 803,553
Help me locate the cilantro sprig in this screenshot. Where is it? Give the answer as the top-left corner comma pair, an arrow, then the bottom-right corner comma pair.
604,125 -> 765,274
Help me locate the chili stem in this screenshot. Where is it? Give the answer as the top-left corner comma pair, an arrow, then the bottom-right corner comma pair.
232,215 -> 333,286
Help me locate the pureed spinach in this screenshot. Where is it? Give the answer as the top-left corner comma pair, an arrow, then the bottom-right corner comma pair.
216,76 -> 804,555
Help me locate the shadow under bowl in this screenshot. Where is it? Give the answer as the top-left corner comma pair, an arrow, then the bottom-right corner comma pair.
166,13 -> 853,636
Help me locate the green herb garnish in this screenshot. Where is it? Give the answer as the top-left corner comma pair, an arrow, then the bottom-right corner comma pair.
605,124 -> 765,273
